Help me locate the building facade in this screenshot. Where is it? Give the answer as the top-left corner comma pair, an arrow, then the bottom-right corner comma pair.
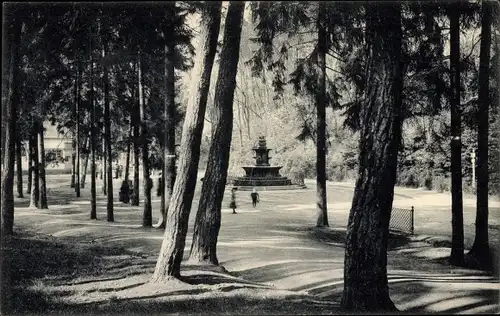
20,121 -> 73,173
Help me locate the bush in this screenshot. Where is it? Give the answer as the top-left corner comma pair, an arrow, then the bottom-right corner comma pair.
462,182 -> 476,198
326,166 -> 346,182
433,176 -> 450,193
397,168 -> 421,188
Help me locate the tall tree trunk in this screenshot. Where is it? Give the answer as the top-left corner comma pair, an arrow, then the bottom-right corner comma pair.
80,142 -> 90,188
27,144 -> 32,195
315,3 -> 328,227
341,3 -> 402,312
1,11 -> 21,315
29,127 -> 40,209
132,111 -> 140,206
132,62 -> 140,206
160,158 -> 166,220
188,1 -> 241,266
15,132 -> 23,198
75,63 -> 81,198
152,1 -> 224,280
38,124 -> 48,209
1,9 -> 21,236
236,99 -> 244,148
449,5 -> 464,266
138,52 -> 152,227
124,115 -> 132,181
71,130 -> 76,188
103,39 -> 114,222
80,136 -> 90,188
90,39 -> 97,220
156,16 -> 178,229
102,124 -> 107,195
469,0 -> 492,263
101,52 -> 107,194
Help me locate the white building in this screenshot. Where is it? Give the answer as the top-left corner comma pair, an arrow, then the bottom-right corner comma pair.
20,121 -> 73,173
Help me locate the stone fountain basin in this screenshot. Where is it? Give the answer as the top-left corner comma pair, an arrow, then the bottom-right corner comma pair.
242,166 -> 283,178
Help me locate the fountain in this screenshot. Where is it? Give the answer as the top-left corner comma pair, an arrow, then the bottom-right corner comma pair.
232,136 -> 305,190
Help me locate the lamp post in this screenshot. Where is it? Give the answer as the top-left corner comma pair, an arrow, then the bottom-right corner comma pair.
471,150 -> 476,189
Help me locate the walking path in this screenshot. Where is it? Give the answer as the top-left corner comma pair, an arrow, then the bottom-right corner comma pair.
12,175 -> 500,314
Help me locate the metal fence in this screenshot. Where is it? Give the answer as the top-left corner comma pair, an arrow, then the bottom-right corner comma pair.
390,206 -> 414,235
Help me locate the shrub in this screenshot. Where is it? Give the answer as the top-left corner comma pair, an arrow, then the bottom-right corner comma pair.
397,168 -> 421,188
433,176 -> 450,193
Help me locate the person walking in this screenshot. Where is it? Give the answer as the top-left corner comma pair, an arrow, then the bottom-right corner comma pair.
250,187 -> 260,207
229,187 -> 238,214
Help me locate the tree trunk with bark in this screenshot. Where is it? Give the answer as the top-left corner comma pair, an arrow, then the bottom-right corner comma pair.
103,40 -> 114,222
71,134 -> 76,188
151,1 -> 224,280
189,1 -> 240,265
449,5 -> 464,266
138,52 -> 152,227
29,127 -> 40,209
90,38 -> 97,220
0,9 -> 22,315
102,123 -> 107,195
80,136 -> 90,188
15,132 -> 23,198
26,144 -> 32,195
124,116 -> 132,181
75,63 -> 81,198
315,3 -> 328,227
38,124 -> 48,209
132,68 -> 140,206
156,12 -> 178,228
469,0 -> 492,266
172,1 -> 243,264
1,10 -> 21,236
160,158 -> 166,219
341,3 -> 403,312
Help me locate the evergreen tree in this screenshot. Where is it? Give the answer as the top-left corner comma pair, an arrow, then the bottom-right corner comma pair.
341,2 -> 404,311
468,0 -> 494,268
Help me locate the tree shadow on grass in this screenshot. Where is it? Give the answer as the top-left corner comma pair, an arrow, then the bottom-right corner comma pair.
5,230 -> 339,315
26,292 -> 339,316
392,282 -> 499,314
181,272 -> 270,289
4,230 -> 148,314
275,224 -> 412,251
231,260 -> 335,284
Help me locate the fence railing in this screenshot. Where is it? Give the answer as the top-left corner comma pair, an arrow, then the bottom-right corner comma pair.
390,206 -> 414,235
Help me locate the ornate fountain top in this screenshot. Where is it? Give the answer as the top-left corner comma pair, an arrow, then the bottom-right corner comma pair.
252,136 -> 271,166
256,136 -> 268,149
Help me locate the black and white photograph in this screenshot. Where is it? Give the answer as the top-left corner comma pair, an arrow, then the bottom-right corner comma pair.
1,1 -> 499,315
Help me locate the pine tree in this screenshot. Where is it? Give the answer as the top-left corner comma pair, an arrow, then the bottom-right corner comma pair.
341,2 -> 403,311
468,0 -> 493,267
449,2 -> 465,266
152,1 -> 240,279
1,4 -> 22,236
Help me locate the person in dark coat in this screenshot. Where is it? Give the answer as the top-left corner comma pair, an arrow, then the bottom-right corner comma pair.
119,180 -> 130,203
250,187 -> 260,207
229,187 -> 238,214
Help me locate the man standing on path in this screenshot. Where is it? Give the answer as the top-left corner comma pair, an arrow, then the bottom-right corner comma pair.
250,187 -> 260,207
229,187 -> 238,214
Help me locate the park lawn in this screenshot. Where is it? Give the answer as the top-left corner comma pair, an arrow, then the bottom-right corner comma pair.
7,174 -> 500,315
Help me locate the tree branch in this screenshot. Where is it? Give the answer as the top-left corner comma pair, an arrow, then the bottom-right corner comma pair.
326,51 -> 347,63
326,65 -> 343,76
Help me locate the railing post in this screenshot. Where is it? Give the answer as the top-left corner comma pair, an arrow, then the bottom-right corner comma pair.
410,206 -> 414,235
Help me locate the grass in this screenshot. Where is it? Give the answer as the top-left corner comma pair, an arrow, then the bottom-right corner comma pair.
5,174 -> 500,315
5,229 -> 338,315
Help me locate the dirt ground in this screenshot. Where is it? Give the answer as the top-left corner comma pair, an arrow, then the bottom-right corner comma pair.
6,173 -> 500,315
